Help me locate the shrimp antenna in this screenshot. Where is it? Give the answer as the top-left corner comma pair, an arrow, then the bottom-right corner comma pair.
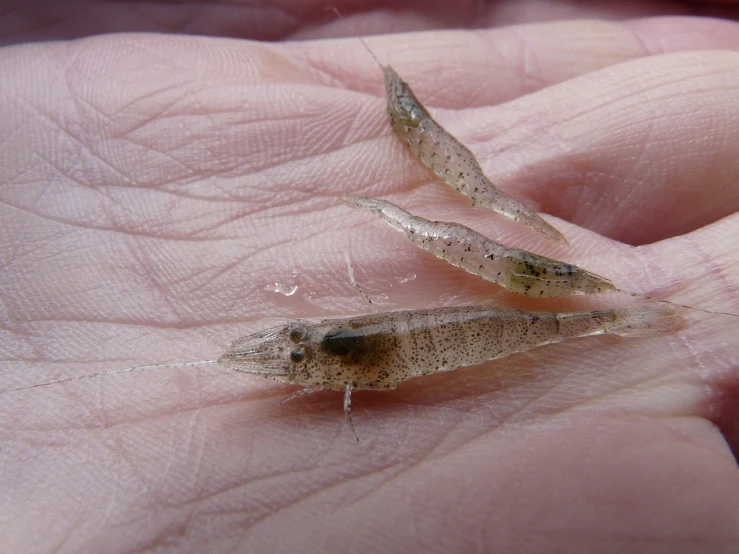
325,6 -> 385,71
6,359 -> 218,393
625,292 -> 738,318
345,247 -> 376,309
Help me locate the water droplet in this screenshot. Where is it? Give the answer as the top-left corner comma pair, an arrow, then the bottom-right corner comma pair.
397,273 -> 417,284
264,283 -> 298,296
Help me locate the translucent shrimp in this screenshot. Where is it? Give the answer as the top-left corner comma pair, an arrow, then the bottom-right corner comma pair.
382,65 -> 567,244
342,195 -> 739,317
343,194 -> 613,297
332,14 -> 567,243
9,304 -> 681,441
218,303 -> 681,439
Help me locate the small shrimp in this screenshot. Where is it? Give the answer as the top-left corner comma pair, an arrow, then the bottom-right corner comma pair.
9,304 -> 681,441
218,303 -> 680,439
342,195 -> 739,317
381,65 -> 567,244
329,11 -> 567,244
343,194 -> 613,297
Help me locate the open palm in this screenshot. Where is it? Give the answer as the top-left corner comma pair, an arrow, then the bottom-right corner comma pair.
1,3 -> 739,553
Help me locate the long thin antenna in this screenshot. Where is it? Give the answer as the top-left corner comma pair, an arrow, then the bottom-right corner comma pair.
625,291 -> 738,318
345,247 -> 374,307
326,6 -> 385,71
6,359 -> 218,393
344,384 -> 360,442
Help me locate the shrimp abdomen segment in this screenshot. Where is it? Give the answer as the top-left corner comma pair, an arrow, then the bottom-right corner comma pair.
578,305 -> 683,337
395,305 -> 681,377
503,250 -> 617,297
383,66 -> 566,244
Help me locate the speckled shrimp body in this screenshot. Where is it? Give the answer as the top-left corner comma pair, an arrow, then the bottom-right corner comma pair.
218,304 -> 680,437
343,195 -> 615,297
219,304 -> 680,389
383,66 -> 567,244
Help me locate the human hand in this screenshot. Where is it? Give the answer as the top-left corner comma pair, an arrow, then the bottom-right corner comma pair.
1,4 -> 739,553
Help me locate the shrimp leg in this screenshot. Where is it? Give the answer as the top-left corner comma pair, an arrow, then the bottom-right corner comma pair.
344,384 -> 359,442
383,66 -> 567,244
280,385 -> 329,404
342,195 -> 613,297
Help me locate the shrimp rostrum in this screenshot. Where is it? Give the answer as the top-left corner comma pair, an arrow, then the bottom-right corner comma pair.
219,304 -> 681,440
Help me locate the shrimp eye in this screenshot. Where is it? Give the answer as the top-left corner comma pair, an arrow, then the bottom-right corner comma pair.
289,327 -> 306,344
290,347 -> 306,364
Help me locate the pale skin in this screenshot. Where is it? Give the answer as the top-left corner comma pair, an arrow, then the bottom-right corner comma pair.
2,2 -> 739,553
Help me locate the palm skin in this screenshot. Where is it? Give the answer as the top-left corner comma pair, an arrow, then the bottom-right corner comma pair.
1,4 -> 739,553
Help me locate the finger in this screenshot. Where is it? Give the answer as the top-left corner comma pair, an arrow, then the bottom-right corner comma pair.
301,17 -> 739,109
445,49 -> 739,244
303,21 -> 739,244
478,1 -> 739,28
298,18 -> 739,245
